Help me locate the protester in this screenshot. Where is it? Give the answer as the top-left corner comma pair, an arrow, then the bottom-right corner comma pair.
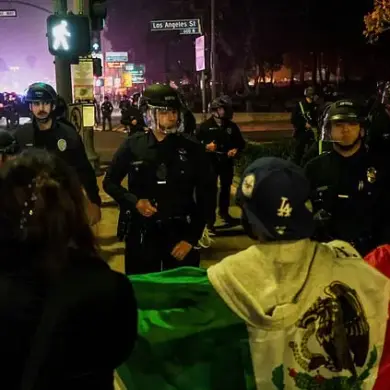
117,157 -> 390,389
0,149 -> 138,390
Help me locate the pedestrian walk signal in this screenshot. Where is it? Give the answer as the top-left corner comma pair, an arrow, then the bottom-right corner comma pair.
46,15 -> 91,57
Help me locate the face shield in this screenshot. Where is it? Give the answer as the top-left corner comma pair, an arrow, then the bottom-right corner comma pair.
321,118 -> 363,151
144,105 -> 185,134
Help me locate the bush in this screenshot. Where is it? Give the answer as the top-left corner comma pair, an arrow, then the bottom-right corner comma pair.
235,139 -> 295,177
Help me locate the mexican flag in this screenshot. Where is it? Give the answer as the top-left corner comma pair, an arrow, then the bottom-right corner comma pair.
117,240 -> 390,390
117,267 -> 257,390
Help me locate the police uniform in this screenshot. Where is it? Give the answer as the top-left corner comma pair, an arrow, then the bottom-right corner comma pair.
14,120 -> 101,207
103,85 -> 211,275
291,87 -> 318,165
101,98 -> 113,131
305,100 -> 390,256
197,99 -> 245,226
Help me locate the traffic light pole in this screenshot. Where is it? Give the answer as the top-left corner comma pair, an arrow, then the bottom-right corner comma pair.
73,0 -> 101,174
53,0 -> 73,103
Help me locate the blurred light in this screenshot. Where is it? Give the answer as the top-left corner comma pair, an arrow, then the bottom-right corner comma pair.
52,20 -> 71,51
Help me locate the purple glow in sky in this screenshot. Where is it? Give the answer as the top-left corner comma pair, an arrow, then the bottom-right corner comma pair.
0,0 -> 55,93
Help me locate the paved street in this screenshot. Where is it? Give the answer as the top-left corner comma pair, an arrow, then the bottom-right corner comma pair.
0,115 -> 292,274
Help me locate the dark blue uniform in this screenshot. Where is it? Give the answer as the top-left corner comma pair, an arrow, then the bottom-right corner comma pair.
103,131 -> 212,274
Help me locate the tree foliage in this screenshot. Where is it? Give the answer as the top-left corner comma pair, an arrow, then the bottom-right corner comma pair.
364,0 -> 390,41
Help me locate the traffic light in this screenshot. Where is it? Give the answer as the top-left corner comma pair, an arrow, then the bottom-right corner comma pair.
93,58 -> 102,77
91,31 -> 101,53
46,15 -> 91,57
90,0 -> 107,31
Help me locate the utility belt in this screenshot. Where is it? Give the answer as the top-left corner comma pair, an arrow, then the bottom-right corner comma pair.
117,209 -> 191,242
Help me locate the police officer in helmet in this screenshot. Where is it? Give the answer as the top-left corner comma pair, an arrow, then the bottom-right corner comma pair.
103,84 -> 211,275
305,99 -> 390,256
197,95 -> 245,232
13,82 -> 101,225
291,86 -> 319,166
0,130 -> 19,166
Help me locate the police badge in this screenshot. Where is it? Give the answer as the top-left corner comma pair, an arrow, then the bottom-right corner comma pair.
227,128 -> 232,135
367,167 -> 377,183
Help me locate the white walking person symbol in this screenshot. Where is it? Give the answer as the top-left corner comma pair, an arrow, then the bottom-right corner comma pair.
52,20 -> 71,51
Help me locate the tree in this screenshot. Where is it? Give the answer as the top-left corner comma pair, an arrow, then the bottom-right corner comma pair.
263,54 -> 283,84
364,0 -> 390,42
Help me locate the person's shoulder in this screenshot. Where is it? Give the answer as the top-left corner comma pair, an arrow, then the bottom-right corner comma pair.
305,151 -> 332,170
56,120 -> 79,139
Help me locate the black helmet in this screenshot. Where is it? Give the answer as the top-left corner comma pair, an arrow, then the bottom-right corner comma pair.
139,84 -> 184,133
304,86 -> 315,98
0,130 -> 20,157
321,100 -> 364,142
209,95 -> 233,119
139,84 -> 183,111
327,100 -> 361,123
25,83 -> 57,103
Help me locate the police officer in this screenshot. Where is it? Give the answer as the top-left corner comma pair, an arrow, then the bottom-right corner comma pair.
103,84 -> 211,275
197,95 -> 245,231
0,130 -> 19,166
131,92 -> 141,108
291,86 -> 319,166
305,99 -> 390,256
101,95 -> 113,131
13,82 -> 101,225
120,97 -> 145,135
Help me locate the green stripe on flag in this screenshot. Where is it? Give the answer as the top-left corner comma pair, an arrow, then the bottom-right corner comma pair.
117,267 -> 257,390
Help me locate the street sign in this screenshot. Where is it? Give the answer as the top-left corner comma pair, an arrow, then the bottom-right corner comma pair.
195,35 -> 205,71
150,19 -> 201,34
124,63 -> 146,84
107,62 -> 123,69
105,51 -> 128,63
180,28 -> 200,35
72,57 -> 94,101
0,9 -> 17,17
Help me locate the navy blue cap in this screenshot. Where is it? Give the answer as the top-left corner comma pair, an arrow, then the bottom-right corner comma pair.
236,157 -> 315,241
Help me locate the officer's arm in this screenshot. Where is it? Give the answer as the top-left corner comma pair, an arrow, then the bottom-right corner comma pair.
70,134 -> 102,207
195,122 -> 208,145
291,103 -> 305,129
232,123 -> 246,152
185,147 -> 212,245
103,139 -> 138,210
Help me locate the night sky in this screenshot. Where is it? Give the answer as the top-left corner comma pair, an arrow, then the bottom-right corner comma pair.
0,0 -> 387,92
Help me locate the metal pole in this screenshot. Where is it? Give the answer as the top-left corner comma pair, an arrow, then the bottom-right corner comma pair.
210,0 -> 216,100
53,0 -> 73,103
201,70 -> 207,120
72,0 -> 101,174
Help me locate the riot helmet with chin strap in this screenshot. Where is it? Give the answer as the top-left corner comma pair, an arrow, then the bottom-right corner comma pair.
209,95 -> 233,120
321,99 -> 366,151
25,83 -> 58,124
138,84 -> 185,134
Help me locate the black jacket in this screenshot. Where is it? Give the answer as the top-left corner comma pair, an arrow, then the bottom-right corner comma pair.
196,116 -> 246,163
0,247 -> 137,390
13,119 -> 101,206
103,131 -> 212,245
305,146 -> 390,255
